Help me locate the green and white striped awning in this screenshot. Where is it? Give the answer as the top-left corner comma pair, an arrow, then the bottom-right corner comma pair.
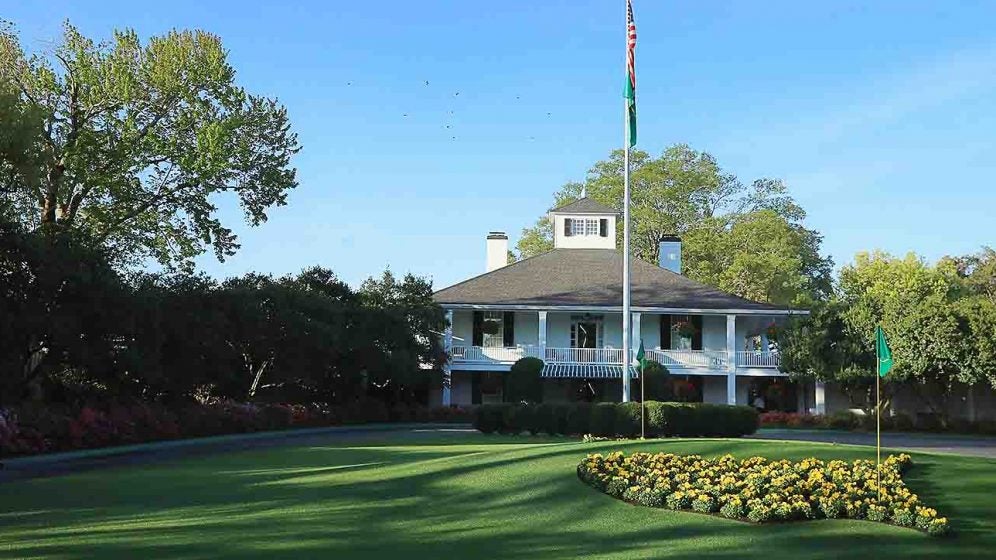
541,364 -> 640,379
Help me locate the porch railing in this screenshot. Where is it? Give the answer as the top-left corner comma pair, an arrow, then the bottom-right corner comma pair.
450,345 -> 539,363
735,351 -> 780,368
545,347 -> 624,364
646,349 -> 729,369
449,346 -> 781,369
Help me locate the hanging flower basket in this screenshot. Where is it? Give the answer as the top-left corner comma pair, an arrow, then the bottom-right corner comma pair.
674,320 -> 697,338
481,321 -> 501,336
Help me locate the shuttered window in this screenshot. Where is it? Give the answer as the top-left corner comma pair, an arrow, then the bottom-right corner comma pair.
599,218 -> 608,237
564,218 -> 572,237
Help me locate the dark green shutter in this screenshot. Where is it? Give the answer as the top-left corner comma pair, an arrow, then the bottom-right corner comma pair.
599,218 -> 608,237
691,316 -> 703,350
564,218 -> 572,236
660,315 -> 671,349
472,311 -> 483,346
503,311 -> 515,346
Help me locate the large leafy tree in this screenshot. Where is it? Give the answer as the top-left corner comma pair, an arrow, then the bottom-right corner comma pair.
516,144 -> 829,306
0,21 -> 299,270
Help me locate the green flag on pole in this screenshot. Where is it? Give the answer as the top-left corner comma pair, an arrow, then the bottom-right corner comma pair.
625,0 -> 637,147
636,339 -> 646,371
876,326 -> 893,378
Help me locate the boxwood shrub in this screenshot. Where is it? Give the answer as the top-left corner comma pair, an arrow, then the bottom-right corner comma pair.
472,400 -> 758,438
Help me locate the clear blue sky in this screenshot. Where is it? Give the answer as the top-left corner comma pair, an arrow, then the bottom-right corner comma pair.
8,1 -> 996,289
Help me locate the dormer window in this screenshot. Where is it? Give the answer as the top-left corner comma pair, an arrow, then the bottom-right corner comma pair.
565,217 -> 608,237
549,197 -> 619,249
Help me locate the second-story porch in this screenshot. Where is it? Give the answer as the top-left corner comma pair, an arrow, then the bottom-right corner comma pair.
444,308 -> 787,374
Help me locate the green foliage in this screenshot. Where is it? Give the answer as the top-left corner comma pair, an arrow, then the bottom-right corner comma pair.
0,220 -> 128,404
470,401 -> 757,438
614,402 -> 643,438
589,402 -> 618,436
505,357 -> 544,403
0,21 -> 300,270
640,360 -> 670,400
515,145 -> 831,306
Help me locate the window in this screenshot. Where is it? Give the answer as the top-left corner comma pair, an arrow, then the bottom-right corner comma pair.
481,311 -> 504,348
569,218 -> 600,237
670,314 -> 693,350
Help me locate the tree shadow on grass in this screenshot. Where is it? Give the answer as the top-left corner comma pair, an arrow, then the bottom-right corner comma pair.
0,436 -> 992,560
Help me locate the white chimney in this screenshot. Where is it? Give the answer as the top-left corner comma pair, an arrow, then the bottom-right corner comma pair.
486,231 -> 509,272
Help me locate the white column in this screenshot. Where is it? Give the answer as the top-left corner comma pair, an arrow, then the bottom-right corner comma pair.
537,311 -> 548,361
442,309 -> 453,406
815,381 -> 826,415
726,314 -> 737,405
631,312 -> 642,358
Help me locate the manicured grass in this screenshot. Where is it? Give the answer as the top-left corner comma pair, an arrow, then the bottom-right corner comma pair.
0,433 -> 994,559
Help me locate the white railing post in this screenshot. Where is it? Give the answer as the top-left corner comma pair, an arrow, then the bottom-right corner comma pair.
442,310 -> 453,406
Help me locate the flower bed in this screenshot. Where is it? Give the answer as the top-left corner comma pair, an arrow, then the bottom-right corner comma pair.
0,401 -> 473,458
577,451 -> 950,536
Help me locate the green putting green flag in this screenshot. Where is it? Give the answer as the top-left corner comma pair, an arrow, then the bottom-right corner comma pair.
876,326 -> 893,378
637,339 -> 646,371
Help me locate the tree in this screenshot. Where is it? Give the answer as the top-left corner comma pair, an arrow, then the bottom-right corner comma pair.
0,219 -> 128,404
683,211 -> 832,307
0,21 -> 299,270
515,145 -> 829,305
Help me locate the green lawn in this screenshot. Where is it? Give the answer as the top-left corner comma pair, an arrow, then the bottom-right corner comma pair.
1,433 -> 994,559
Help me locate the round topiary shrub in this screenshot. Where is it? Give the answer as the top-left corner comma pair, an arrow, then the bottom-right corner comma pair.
505,357 -> 544,403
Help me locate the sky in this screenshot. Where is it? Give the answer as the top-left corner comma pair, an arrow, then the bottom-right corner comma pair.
7,0 -> 996,289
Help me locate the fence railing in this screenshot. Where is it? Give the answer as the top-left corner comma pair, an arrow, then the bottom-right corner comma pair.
450,346 -> 781,369
735,351 -> 780,368
646,349 -> 729,369
544,347 -> 624,364
450,345 -> 539,363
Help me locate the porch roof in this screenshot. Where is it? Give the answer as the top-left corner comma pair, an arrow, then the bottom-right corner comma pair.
541,363 -> 640,378
434,248 -> 801,314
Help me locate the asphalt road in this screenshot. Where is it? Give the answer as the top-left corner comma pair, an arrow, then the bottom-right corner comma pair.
4,425 -> 994,484
749,428 -> 996,459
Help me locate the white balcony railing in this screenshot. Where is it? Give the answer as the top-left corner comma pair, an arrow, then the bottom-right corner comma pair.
449,346 -> 781,369
735,351 -> 780,368
450,345 -> 539,363
646,349 -> 729,369
545,347 -> 624,364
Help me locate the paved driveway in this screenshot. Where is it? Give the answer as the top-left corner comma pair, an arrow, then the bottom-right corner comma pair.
750,428 -> 996,459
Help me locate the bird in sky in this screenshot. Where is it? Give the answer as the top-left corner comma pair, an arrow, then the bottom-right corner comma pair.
424,80 -> 429,86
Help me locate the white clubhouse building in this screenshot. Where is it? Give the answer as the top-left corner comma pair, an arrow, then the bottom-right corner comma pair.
431,198 -> 825,411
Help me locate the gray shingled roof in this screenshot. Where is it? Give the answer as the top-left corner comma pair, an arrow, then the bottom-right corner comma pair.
433,249 -> 794,312
549,197 -> 620,215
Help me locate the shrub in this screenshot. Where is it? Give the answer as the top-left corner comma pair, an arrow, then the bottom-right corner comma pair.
533,403 -> 557,435
827,410 -> 859,430
505,357 -> 544,403
590,403 -> 618,437
472,404 -> 507,434
565,403 -> 592,435
640,360 -> 670,400
501,404 -> 530,434
550,403 -> 571,435
614,402 -> 642,438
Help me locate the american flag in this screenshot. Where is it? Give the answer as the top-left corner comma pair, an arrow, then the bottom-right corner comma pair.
626,0 -> 637,92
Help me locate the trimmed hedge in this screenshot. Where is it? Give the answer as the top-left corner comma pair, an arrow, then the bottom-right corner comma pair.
472,401 -> 759,438
0,401 -> 474,458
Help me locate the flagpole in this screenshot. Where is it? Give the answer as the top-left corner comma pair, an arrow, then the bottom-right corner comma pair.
876,347 -> 881,502
875,326 -> 881,502
621,0 -> 632,404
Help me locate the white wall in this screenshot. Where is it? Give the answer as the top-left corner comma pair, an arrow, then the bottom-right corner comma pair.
701,315 -> 726,351
551,214 -> 617,249
514,312 -> 539,346
451,310 -> 474,346
702,376 -> 728,404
